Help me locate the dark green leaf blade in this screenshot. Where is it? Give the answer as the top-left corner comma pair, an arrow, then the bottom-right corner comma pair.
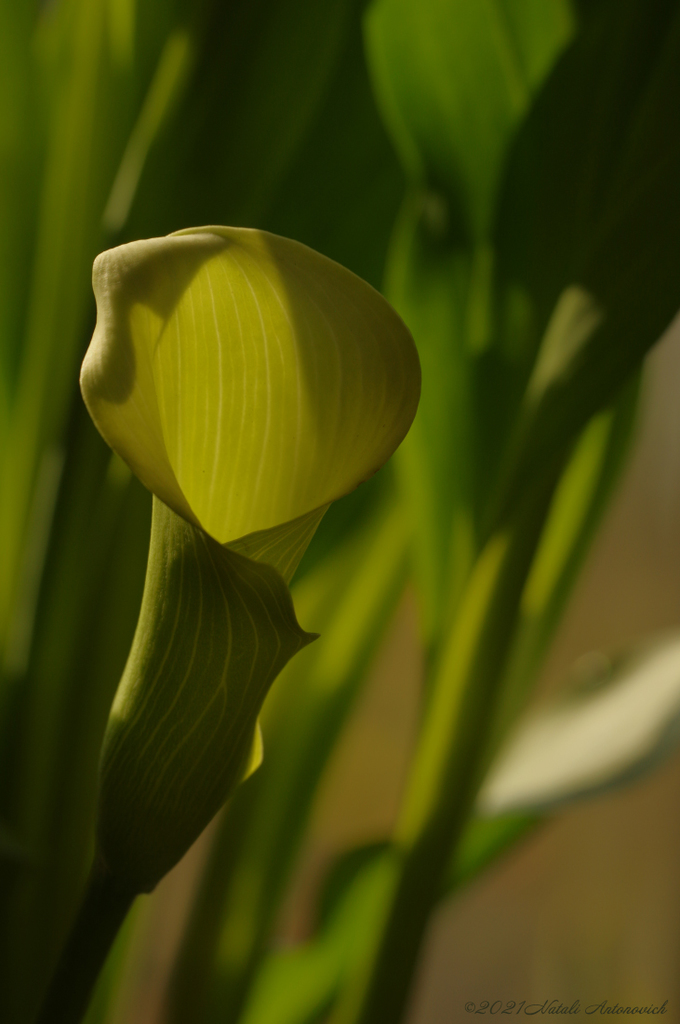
365,0 -> 573,239
127,0 -> 357,235
494,0 -> 680,522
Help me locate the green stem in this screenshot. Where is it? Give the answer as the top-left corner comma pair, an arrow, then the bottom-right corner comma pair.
332,476 -> 557,1024
35,862 -> 136,1024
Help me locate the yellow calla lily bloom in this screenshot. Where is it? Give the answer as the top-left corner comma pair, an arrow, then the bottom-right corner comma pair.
81,226 -> 420,892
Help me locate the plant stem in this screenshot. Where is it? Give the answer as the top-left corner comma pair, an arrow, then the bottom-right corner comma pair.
331,476 -> 557,1024
35,861 -> 136,1024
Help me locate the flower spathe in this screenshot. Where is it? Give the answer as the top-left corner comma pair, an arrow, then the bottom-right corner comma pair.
82,226 -> 420,561
81,226 -> 420,891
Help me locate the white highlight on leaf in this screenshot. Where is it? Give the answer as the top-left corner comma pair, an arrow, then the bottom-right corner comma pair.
527,284 -> 604,402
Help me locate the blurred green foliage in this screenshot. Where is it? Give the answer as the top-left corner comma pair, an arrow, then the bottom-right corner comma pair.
2,1 -> 680,1023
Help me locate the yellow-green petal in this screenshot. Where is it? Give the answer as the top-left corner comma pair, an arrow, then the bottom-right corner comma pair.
81,227 -> 420,555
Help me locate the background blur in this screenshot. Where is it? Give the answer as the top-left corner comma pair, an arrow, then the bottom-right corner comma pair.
4,1 -> 680,1021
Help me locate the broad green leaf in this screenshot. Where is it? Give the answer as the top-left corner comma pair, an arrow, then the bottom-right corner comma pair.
493,0 -> 680,522
264,11 -> 404,294
365,0 -> 573,239
102,28 -> 194,234
97,497 -> 315,892
0,424 -> 149,1019
497,0 -> 680,326
128,0 -> 357,234
484,377 -> 638,751
477,634 -> 680,816
365,0 -> 574,638
81,227 -> 420,575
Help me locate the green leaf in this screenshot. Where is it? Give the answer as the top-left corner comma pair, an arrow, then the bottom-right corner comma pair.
239,847 -> 395,1024
97,497 -> 316,893
477,634 -> 680,815
102,28 -> 194,234
447,812 -> 538,891
127,0 -> 358,234
236,817 -> 542,1024
81,898 -> 142,1024
0,1 -> 43,398
237,819 -> 541,1024
384,197 -> 474,641
0,0 -> 197,661
365,0 -> 573,239
365,0 -> 574,637
493,0 -> 680,522
0,420 -> 151,1020
0,818 -> 32,868
264,11 -> 404,293
81,227 -> 420,576
484,377 -> 638,752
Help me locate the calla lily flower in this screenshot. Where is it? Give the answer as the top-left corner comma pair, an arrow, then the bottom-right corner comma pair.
81,226 -> 420,892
